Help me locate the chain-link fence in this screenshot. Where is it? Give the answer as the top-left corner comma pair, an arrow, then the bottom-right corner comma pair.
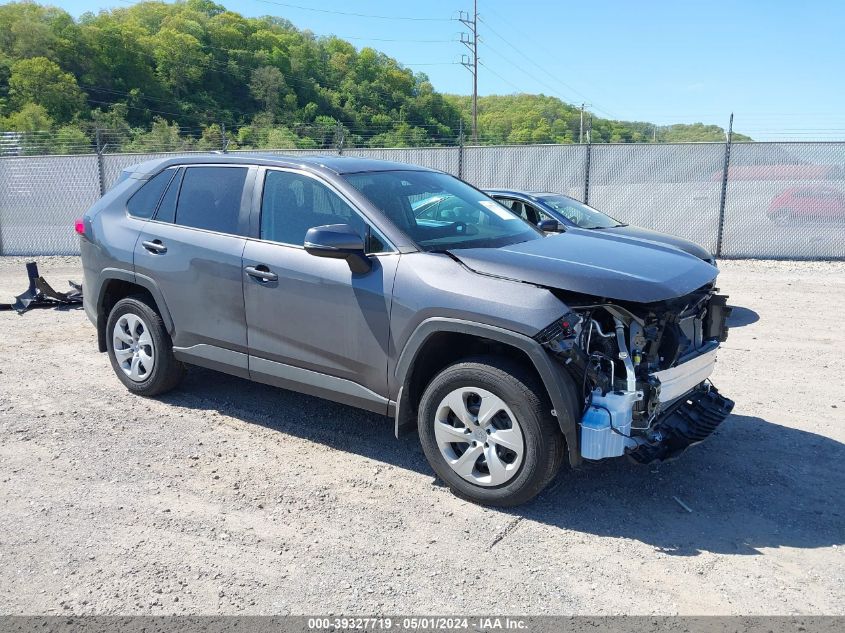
1,142 -> 843,259
720,143 -> 845,258
587,143 -> 727,254
0,154 -> 101,255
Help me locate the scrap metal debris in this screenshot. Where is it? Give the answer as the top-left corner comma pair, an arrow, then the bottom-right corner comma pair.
0,262 -> 83,313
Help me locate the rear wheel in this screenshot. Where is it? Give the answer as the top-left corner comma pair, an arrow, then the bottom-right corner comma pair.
106,296 -> 185,396
417,356 -> 565,506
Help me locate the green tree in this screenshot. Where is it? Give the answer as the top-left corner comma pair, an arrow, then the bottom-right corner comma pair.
88,104 -> 133,151
265,126 -> 299,148
1,102 -> 54,154
8,57 -> 85,123
249,65 -> 286,120
0,1 -> 752,152
54,124 -> 91,154
197,123 -> 223,150
144,28 -> 208,97
127,117 -> 191,151
2,102 -> 54,131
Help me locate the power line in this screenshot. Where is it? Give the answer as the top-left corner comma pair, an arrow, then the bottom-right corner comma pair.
477,60 -> 522,93
342,36 -> 455,43
251,0 -> 452,21
84,82 -> 460,133
479,42 -> 578,104
477,14 -> 617,120
479,7 -> 617,119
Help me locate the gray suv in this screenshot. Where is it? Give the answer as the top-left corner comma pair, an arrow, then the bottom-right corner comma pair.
79,155 -> 734,506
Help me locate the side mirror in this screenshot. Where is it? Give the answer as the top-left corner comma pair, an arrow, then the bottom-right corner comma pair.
304,224 -> 372,274
537,218 -> 564,233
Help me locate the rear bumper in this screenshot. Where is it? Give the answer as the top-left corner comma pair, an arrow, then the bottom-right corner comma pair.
80,240 -> 99,328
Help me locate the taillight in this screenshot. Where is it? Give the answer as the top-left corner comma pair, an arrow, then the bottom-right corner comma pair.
74,218 -> 85,236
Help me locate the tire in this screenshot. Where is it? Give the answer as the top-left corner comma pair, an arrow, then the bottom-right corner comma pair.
105,295 -> 185,396
417,355 -> 565,507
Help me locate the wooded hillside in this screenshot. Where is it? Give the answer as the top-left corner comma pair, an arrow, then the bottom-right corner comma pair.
0,0 -> 749,154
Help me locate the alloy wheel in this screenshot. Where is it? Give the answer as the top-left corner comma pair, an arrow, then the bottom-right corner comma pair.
112,313 -> 155,382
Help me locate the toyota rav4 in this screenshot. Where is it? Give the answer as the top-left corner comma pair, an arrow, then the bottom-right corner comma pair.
79,155 -> 734,506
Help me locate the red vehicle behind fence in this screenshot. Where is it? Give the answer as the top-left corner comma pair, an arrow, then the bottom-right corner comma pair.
767,185 -> 845,224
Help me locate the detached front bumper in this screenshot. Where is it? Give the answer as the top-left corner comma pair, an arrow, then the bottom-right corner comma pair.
628,384 -> 735,464
630,339 -> 734,463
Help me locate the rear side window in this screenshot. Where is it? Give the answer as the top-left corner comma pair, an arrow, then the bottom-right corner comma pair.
155,167 -> 183,224
173,167 -> 248,234
126,169 -> 175,218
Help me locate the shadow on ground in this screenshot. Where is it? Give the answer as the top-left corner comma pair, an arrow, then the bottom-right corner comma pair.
164,367 -> 844,558
726,306 -> 760,328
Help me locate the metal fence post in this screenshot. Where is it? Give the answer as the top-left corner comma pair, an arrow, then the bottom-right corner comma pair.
457,120 -> 464,180
95,128 -> 106,197
0,160 -> 3,255
715,113 -> 734,258
221,123 -> 228,153
335,123 -> 345,155
583,137 -> 592,204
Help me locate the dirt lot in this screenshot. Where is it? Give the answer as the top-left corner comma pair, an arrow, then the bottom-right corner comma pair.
1,256 -> 843,615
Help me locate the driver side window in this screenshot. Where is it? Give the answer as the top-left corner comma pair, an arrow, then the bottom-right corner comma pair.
499,198 -> 543,225
261,170 -> 388,253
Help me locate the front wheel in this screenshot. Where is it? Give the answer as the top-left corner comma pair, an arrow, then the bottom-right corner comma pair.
417,356 -> 565,506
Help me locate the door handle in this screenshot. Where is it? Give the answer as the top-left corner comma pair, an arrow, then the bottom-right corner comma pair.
244,265 -> 278,283
142,240 -> 167,254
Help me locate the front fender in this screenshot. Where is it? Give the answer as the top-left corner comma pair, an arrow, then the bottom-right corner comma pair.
393,317 -> 582,467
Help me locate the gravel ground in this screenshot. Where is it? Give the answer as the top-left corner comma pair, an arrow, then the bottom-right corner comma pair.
0,256 -> 843,615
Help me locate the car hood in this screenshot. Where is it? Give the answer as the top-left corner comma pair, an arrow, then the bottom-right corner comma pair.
448,230 -> 719,303
596,224 -> 714,262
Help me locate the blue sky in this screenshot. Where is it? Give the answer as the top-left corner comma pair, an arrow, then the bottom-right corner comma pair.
23,0 -> 845,140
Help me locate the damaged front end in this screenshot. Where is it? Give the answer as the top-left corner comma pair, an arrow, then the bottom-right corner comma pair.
535,286 -> 734,464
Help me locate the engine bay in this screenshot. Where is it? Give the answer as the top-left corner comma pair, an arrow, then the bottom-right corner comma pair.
536,286 -> 735,462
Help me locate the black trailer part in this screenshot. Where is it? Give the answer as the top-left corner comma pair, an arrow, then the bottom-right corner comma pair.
0,262 -> 83,313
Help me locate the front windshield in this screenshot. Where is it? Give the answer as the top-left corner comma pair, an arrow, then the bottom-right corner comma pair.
537,194 -> 624,229
345,171 -> 542,251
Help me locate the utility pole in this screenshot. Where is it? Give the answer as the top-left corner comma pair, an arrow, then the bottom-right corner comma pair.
579,103 -> 591,144
459,1 -> 478,143
579,104 -> 585,144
